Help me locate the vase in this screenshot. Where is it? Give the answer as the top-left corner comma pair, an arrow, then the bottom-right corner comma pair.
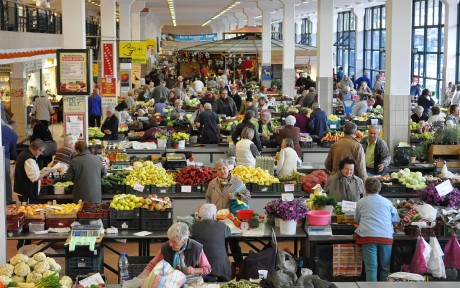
157,138 -> 167,148
173,143 -> 179,149
280,219 -> 296,235
410,156 -> 416,163
275,218 -> 280,227
178,140 -> 186,149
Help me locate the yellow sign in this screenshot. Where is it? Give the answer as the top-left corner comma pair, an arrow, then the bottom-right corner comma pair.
119,41 -> 147,64
93,63 -> 98,77
145,38 -> 156,48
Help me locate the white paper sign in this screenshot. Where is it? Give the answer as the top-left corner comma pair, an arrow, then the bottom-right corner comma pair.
133,231 -> 152,236
133,183 -> 144,192
282,193 -> 294,201
341,201 -> 357,212
181,186 -> 192,193
330,124 -> 337,129
78,273 -> 105,287
436,180 -> 454,196
284,183 -> 295,192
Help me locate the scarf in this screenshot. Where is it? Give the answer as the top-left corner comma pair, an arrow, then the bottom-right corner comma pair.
339,172 -> 354,201
173,241 -> 187,271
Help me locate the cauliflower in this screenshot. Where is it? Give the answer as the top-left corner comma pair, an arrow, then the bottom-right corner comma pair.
60,275 -> 73,287
0,263 -> 14,277
27,258 -> 38,269
45,258 -> 58,271
11,275 -> 25,283
51,262 -> 61,272
42,270 -> 55,278
0,275 -> 12,285
14,262 -> 30,277
133,161 -> 143,169
33,261 -> 50,274
26,271 -> 42,284
33,252 -> 47,262
10,254 -> 29,266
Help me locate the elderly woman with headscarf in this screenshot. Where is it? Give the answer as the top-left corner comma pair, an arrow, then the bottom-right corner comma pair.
276,115 -> 302,157
192,204 -> 231,282
123,222 -> 212,288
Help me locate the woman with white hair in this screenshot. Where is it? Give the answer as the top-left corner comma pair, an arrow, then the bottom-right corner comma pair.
236,127 -> 260,167
258,111 -> 274,145
410,105 -> 429,123
170,99 -> 186,120
101,106 -> 119,140
192,204 -> 231,281
275,115 -> 302,157
277,138 -> 301,177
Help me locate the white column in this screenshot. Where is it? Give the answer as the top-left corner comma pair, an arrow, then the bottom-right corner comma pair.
244,7 -> 257,27
140,9 -> 151,41
131,1 -> 145,41
146,13 -> 155,39
317,0 -> 334,113
218,19 -> 226,40
221,17 -> 230,34
353,8 -> 365,77
10,63 -> 27,138
309,15 -> 317,47
281,0 -> 296,98
383,0 -> 412,151
119,0 -> 135,41
258,1 -> 278,88
61,0 -> 85,49
234,11 -> 247,28
442,0 -> 458,102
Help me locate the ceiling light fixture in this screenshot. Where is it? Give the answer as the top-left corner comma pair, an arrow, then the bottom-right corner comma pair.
356,2 -> 363,6
167,0 -> 176,26
203,1 -> 240,26
345,4 -> 352,8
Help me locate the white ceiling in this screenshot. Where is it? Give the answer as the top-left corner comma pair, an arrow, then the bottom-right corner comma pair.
83,0 -> 387,27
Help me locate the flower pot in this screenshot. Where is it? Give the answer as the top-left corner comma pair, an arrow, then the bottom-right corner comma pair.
319,205 -> 334,213
173,143 -> 179,149
280,219 -> 296,235
275,218 -> 280,227
410,156 -> 416,163
157,138 -> 167,148
178,140 -> 186,149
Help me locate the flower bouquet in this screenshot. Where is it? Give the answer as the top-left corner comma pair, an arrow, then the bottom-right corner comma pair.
264,198 -> 308,221
171,132 -> 189,144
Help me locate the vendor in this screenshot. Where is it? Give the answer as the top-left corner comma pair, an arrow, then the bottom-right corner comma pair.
258,111 -> 274,145
195,103 -> 220,144
101,107 -> 119,140
114,102 -> 132,123
275,115 -> 302,157
324,157 -> 364,202
170,99 -> 186,120
48,134 -> 77,173
410,106 -> 429,123
239,92 -> 257,115
192,204 -> 231,282
232,111 -> 263,152
131,116 -> 158,132
256,96 -> 269,112
445,104 -> 459,127
213,89 -> 238,117
354,178 -> 400,282
276,138 -> 301,178
360,125 -> 391,176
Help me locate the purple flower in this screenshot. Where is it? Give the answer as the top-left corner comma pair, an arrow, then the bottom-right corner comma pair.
264,198 -> 308,221
417,185 -> 460,207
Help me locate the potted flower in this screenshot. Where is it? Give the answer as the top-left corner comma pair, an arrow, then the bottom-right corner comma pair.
154,130 -> 170,148
171,132 -> 189,149
312,194 -> 337,213
275,198 -> 308,235
264,199 -> 282,225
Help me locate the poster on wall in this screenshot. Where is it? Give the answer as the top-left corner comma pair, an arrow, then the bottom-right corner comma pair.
102,43 -> 115,77
102,97 -> 117,111
119,41 -> 147,64
262,66 -> 272,81
132,64 -> 141,88
10,79 -> 25,97
65,114 -> 84,140
120,70 -> 131,97
101,77 -> 116,96
56,49 -> 91,95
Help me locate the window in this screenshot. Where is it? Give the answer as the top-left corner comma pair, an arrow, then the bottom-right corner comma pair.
363,5 -> 386,83
412,0 -> 444,100
335,11 -> 356,79
299,17 -> 313,45
271,22 -> 282,40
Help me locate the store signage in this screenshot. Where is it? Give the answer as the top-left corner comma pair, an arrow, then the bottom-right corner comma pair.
63,95 -> 86,113
65,114 -> 85,140
56,49 -> 91,95
101,77 -> 116,97
102,97 -> 117,111
0,64 -> 12,72
102,43 -> 114,77
262,66 -> 272,81
119,41 -> 147,64
162,33 -> 217,42
25,60 -> 42,72
93,63 -> 98,77
10,78 -> 25,97
145,38 -> 157,50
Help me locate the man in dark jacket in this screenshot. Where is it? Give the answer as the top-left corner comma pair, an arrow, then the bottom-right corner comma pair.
308,102 -> 328,142
213,89 -> 238,117
232,111 -> 262,152
63,141 -> 107,203
152,80 -> 170,104
229,86 -> 242,111
360,125 -> 391,176
354,72 -> 372,90
195,103 -> 221,144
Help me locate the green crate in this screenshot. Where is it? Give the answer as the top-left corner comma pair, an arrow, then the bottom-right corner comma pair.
381,183 -> 406,193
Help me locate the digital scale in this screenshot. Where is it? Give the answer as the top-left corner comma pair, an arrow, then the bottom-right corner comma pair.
163,153 -> 187,170
306,225 -> 332,236
71,225 -> 103,238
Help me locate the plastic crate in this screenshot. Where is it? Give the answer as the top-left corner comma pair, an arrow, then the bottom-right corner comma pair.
109,208 -> 140,219
141,219 -> 173,231
77,202 -> 110,219
46,210 -> 78,219
405,223 -> 444,237
66,243 -> 103,258
126,185 -> 150,194
78,218 -> 109,229
65,250 -> 104,280
119,256 -> 152,284
102,184 -> 126,194
27,222 -> 45,232
141,208 -> 173,219
7,212 -> 25,231
321,141 -> 333,148
45,218 -> 76,229
150,185 -> 175,194
444,226 -> 460,237
109,218 -> 141,230
381,183 -> 407,193
300,141 -> 313,148
251,184 -> 276,193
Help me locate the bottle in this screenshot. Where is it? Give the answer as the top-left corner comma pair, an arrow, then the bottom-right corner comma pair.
119,252 -> 129,285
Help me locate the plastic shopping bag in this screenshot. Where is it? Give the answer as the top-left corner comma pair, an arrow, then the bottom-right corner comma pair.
444,233 -> 460,269
409,236 -> 431,274
427,236 -> 446,278
143,260 -> 186,288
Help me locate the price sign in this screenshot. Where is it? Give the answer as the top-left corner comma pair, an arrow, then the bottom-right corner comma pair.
436,180 -> 454,196
133,183 -> 144,192
330,124 -> 337,129
282,193 -> 294,201
341,201 -> 357,212
284,183 -> 295,192
181,186 -> 192,193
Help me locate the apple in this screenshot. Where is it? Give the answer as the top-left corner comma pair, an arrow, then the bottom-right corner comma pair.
155,204 -> 162,211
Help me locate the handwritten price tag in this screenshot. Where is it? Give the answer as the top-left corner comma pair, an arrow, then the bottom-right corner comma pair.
436,180 -> 454,196
282,193 -> 294,201
284,183 -> 295,192
341,201 -> 357,212
181,186 -> 192,193
133,183 -> 144,192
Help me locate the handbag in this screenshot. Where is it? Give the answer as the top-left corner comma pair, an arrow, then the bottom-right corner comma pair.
143,260 -> 186,288
42,140 -> 58,157
241,228 -> 278,280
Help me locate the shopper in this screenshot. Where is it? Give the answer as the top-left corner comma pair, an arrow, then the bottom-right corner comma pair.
31,94 -> 54,128
229,86 -> 242,111
302,87 -> 317,108
236,127 -> 260,167
410,106 -> 429,123
258,111 -> 274,145
360,125 -> 391,176
2,121 -> 17,204
192,204 -> 231,281
324,157 -> 364,202
195,103 -> 221,144
446,104 -> 460,127
29,118 -> 54,168
324,122 -> 367,179
101,107 -> 119,140
294,108 -> 309,133
357,82 -> 373,101
88,88 -> 102,128
352,98 -> 375,117
232,111 -> 263,152
417,89 -> 436,115
152,80 -> 170,104
354,72 -> 372,90
153,97 -> 168,116
14,139 -> 49,204
239,96 -> 258,115
276,138 -> 300,178
114,102 -> 132,124
125,91 -> 136,110
213,88 -> 238,117
275,115 -> 302,157
63,141 -> 107,203
354,177 -> 400,282
338,75 -> 354,91
372,74 -> 384,94
308,102 -> 328,142
48,134 -> 77,171
427,106 -> 445,125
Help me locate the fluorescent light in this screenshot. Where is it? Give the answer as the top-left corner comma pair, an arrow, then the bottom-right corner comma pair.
202,1 -> 240,26
167,0 -> 176,26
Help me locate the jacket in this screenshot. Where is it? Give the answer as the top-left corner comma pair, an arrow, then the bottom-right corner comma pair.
324,135 -> 367,179
32,96 -> 54,121
101,114 -> 119,140
277,147 -> 299,178
64,150 -> 107,203
276,126 -> 302,157
206,174 -> 250,210
308,108 -> 327,138
324,171 -> 364,202
236,139 -> 257,167
213,97 -> 238,117
360,137 -> 391,175
161,239 -> 202,271
14,149 -> 39,201
88,95 -> 102,117
232,122 -> 263,152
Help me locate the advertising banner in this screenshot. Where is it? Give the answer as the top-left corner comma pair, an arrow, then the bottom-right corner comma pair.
119,41 -> 147,64
56,49 -> 90,95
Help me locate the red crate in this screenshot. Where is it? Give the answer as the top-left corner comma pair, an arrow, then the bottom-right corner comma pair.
7,212 -> 25,231
46,218 -> 76,229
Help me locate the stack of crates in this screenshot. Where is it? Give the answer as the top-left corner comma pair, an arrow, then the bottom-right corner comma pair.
109,208 -> 141,229
65,243 -> 104,280
140,208 -> 173,231
255,156 -> 275,175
